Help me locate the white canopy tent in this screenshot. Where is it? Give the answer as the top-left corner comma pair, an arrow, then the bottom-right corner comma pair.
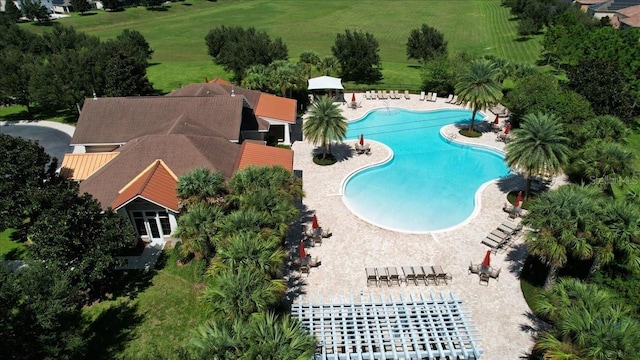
307,76 -> 344,90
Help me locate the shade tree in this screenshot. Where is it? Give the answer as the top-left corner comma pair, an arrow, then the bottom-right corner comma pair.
205,26 -> 288,82
70,0 -> 92,14
406,24 -> 448,64
331,29 -> 382,83
316,55 -> 338,76
3,0 -> 22,22
298,50 -> 320,79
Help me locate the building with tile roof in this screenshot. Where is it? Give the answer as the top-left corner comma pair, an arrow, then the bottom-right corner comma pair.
63,82 -> 296,246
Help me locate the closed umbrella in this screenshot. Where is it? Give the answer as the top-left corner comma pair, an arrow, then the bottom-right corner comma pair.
299,239 -> 306,259
482,250 -> 491,268
359,134 -> 364,146
514,191 -> 522,208
493,115 -> 499,125
504,123 -> 511,135
351,93 -> 356,102
312,214 -> 319,229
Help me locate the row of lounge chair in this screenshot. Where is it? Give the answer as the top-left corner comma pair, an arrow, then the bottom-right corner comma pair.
365,265 -> 451,287
481,220 -> 522,253
364,90 -> 411,100
419,91 -> 438,102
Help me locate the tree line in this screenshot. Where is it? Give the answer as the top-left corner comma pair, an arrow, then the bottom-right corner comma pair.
0,18 -> 155,118
0,135 -> 135,359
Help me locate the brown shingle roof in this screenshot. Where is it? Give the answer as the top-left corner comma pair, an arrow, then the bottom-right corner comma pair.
112,159 -> 180,211
60,152 -> 119,180
235,142 -> 294,171
80,134 -> 240,209
72,96 -> 245,145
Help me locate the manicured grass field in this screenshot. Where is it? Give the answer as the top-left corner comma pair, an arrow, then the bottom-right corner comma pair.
0,228 -> 27,260
83,251 -> 207,359
23,0 -> 542,93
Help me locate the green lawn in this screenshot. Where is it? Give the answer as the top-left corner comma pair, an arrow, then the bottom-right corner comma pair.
83,251 -> 207,359
0,228 -> 27,260
22,0 -> 541,93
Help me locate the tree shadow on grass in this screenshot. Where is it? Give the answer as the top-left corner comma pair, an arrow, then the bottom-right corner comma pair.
106,268 -> 157,301
85,300 -> 145,359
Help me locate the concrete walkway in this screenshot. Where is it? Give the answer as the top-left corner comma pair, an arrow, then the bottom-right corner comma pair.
287,94 -> 556,359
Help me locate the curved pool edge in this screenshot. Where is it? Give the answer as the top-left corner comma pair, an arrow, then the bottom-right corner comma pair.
339,121 -> 515,234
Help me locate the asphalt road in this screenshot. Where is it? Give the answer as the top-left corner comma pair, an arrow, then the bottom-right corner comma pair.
0,124 -> 72,164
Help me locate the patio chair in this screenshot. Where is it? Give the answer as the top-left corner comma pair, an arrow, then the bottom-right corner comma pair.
429,92 -> 437,102
404,90 -> 410,100
376,267 -> 389,286
425,266 -> 438,285
312,236 -> 322,246
490,267 -> 502,280
419,91 -> 426,101
451,95 -> 458,104
501,220 -> 523,232
402,266 -> 416,285
387,267 -> 400,286
413,266 -> 427,285
426,92 -> 432,102
433,265 -> 447,284
479,272 -> 490,286
468,261 -> 480,275
445,94 -> 453,103
309,256 -> 320,267
364,91 -> 371,100
366,267 -> 378,287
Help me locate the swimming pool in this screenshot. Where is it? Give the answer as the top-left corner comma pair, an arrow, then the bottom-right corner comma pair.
342,108 -> 511,233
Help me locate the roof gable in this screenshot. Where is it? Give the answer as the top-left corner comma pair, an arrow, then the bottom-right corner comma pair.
235,142 -> 294,171
112,159 -> 179,211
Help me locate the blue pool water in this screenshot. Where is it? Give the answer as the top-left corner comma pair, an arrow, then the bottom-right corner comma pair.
342,108 -> 511,233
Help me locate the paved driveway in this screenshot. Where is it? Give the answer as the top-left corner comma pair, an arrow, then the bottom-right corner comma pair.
0,122 -> 73,163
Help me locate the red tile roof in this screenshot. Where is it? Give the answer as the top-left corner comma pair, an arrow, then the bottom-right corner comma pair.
235,142 -> 293,171
112,160 -> 180,211
209,79 -> 297,124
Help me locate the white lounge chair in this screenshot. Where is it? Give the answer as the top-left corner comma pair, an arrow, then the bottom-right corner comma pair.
445,94 -> 453,103
404,90 -> 410,100
451,95 -> 458,104
429,92 -> 437,102
419,91 -> 426,101
426,92 -> 432,101
364,91 -> 370,100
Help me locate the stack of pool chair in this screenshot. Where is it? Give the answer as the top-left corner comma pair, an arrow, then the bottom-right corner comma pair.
481,220 -> 523,253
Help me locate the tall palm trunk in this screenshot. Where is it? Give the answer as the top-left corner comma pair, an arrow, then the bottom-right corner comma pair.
469,109 -> 477,132
544,265 -> 558,290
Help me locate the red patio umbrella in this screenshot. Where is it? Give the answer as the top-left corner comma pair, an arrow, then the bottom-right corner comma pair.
482,250 -> 491,268
299,239 -> 306,259
504,123 -> 511,135
514,191 -> 522,208
312,214 -> 319,229
359,133 -> 364,146
351,93 -> 356,102
493,115 -> 499,125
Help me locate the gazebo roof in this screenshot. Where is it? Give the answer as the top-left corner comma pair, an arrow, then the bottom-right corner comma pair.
308,76 -> 344,90
291,292 -> 483,359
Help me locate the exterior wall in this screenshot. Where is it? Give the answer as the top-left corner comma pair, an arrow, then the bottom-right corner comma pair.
119,199 -> 178,245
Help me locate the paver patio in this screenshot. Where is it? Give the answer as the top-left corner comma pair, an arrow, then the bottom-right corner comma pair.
288,93 -> 560,359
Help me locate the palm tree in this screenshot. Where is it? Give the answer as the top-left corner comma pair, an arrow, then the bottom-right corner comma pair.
317,55 -> 338,76
228,165 -> 303,202
505,113 -> 571,199
173,203 -> 225,259
208,231 -> 286,279
593,201 -> 640,274
523,184 -> 600,289
573,141 -> 635,189
577,115 -> 629,145
268,60 -> 304,98
302,96 -> 348,159
298,50 -> 320,79
190,318 -> 246,359
454,58 -> 503,133
242,64 -> 271,92
201,265 -> 286,322
533,278 -> 640,359
176,167 -> 226,208
244,312 -> 317,360
217,208 -> 272,239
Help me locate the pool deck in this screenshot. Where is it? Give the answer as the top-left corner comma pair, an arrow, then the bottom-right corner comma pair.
289,93 -> 567,359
